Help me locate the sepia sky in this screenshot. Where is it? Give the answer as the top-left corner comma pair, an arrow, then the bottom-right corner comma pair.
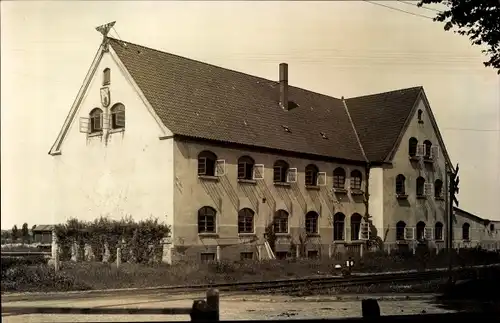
1,1 -> 499,229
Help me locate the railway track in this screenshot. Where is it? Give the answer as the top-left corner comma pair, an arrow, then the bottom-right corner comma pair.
2,263 -> 497,302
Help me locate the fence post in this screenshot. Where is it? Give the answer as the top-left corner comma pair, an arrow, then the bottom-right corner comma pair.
362,299 -> 380,318
116,247 -> 121,269
216,246 -> 221,262
328,244 -> 333,258
206,288 -> 220,321
54,247 -> 60,273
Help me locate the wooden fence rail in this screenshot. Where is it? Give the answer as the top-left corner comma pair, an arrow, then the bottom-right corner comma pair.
2,288 -> 220,321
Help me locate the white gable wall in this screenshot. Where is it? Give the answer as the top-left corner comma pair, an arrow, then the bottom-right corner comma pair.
382,97 -> 448,243
51,49 -> 174,230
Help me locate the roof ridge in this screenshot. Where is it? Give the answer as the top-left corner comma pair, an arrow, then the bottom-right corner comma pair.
109,37 -> 342,101
345,86 -> 423,100
109,37 -> 277,84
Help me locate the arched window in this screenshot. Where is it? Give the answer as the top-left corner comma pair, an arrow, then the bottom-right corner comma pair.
462,223 -> 470,241
408,137 -> 418,157
396,221 -> 406,240
238,208 -> 254,234
305,164 -> 319,186
89,108 -> 103,133
110,103 -> 125,129
198,206 -> 216,233
333,212 -> 345,241
416,177 -> 425,196
424,140 -> 432,159
350,170 -> 362,190
333,167 -> 346,189
103,68 -> 110,86
434,179 -> 443,198
237,156 -> 255,180
305,211 -> 319,234
396,174 -> 406,195
273,160 -> 289,183
351,213 -> 362,241
274,210 -> 289,233
198,151 -> 217,176
435,222 -> 443,241
416,221 -> 426,240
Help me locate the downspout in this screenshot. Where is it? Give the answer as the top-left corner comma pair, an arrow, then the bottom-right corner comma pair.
364,162 -> 372,251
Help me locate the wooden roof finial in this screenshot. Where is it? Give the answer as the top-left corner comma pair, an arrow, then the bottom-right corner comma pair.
96,21 -> 116,39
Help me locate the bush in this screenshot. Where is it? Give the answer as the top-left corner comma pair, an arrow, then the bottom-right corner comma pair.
1,256 -> 48,274
1,263 -> 90,293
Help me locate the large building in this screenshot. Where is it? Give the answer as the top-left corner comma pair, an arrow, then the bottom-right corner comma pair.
48,33 -> 495,263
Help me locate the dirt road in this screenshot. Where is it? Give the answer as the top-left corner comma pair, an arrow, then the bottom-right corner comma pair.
1,292 -> 453,322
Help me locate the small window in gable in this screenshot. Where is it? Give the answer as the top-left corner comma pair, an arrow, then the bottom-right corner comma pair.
408,137 -> 418,157
110,103 -> 125,129
416,176 -> 425,197
89,108 -> 103,133
417,109 -> 423,124
424,140 -> 432,159
395,174 -> 406,196
103,68 -> 110,86
462,223 -> 470,241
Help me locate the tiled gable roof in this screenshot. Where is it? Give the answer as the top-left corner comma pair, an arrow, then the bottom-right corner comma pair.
346,87 -> 423,162
109,37 -> 421,163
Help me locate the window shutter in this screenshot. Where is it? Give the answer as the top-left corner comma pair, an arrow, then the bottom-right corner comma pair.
215,159 -> 226,176
360,222 -> 370,241
424,227 -> 434,240
79,117 -> 90,133
253,164 -> 265,180
317,172 -> 327,186
286,168 -> 297,183
404,227 -> 415,240
424,183 -> 433,196
416,144 -> 425,157
430,145 -> 439,160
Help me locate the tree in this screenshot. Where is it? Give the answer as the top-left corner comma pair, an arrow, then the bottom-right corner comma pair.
418,0 -> 500,73
21,223 -> 29,244
11,225 -> 19,243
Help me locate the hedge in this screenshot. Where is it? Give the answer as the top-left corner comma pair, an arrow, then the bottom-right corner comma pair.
54,216 -> 170,264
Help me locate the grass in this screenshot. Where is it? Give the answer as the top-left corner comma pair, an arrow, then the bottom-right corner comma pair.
2,249 -> 500,294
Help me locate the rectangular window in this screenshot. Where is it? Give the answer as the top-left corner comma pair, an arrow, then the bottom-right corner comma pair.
240,252 -> 254,261
276,251 -> 288,260
307,250 -> 319,259
200,253 -> 215,263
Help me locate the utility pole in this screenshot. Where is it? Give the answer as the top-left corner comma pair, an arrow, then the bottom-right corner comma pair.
448,163 -> 460,283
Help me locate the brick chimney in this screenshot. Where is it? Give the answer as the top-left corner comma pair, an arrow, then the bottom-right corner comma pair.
279,63 -> 288,111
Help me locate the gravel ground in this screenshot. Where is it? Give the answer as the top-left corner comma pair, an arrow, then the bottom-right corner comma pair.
1,292 -> 454,322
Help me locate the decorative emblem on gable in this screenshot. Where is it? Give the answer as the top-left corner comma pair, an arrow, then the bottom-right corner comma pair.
100,87 -> 110,108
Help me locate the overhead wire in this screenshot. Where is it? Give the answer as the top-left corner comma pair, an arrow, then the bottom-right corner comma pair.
363,0 -> 435,19
397,0 -> 443,13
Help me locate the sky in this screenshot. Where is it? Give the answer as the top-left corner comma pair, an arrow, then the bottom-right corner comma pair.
1,1 -> 499,229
